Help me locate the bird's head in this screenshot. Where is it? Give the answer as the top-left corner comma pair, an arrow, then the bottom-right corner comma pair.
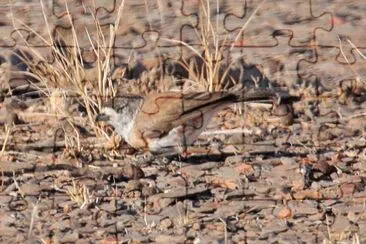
96,107 -> 119,125
95,96 -> 143,141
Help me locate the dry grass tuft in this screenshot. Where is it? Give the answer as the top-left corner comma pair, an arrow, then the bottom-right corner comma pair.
163,0 -> 266,92
10,0 -> 127,140
66,180 -> 91,209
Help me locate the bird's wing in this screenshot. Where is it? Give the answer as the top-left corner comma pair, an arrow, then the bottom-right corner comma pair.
134,91 -> 234,137
134,88 -> 277,139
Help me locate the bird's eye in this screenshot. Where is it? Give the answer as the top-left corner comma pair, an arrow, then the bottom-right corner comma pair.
117,104 -> 126,113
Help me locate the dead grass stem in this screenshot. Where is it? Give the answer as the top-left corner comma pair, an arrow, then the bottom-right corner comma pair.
0,124 -> 12,156
66,180 -> 91,208
162,0 -> 266,92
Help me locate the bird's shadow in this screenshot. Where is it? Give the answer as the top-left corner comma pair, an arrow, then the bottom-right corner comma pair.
155,150 -> 307,165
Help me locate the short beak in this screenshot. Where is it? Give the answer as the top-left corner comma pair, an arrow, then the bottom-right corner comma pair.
96,113 -> 110,122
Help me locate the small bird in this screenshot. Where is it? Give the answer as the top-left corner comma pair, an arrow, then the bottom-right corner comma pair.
96,88 -> 279,155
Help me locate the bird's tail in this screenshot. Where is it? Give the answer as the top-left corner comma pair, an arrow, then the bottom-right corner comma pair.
234,87 -> 277,103
234,87 -> 299,104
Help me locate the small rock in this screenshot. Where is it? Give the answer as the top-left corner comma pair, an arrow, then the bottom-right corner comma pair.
331,215 -> 355,233
251,182 -> 271,194
347,211 -> 358,223
125,180 -> 143,192
293,204 -> 319,217
319,187 -> 342,199
178,166 -> 205,178
155,234 -> 186,243
340,183 -> 355,196
0,107 -> 19,125
226,133 -> 246,145
99,199 -> 117,213
293,189 -> 321,200
272,103 -> 294,125
245,230 -> 258,238
160,186 -> 210,198
19,183 -> 42,195
192,222 -> 201,230
192,201 -> 219,213
0,226 -> 19,237
225,155 -> 244,164
58,231 -> 79,243
280,157 -> 296,165
141,186 -> 157,197
308,212 -> 325,221
215,201 -> 245,218
260,220 -> 288,238
232,230 -> 246,242
235,163 -> 254,175
122,164 -> 145,180
115,215 -> 135,232
276,206 -> 292,219
159,218 -> 173,230
224,189 -> 247,200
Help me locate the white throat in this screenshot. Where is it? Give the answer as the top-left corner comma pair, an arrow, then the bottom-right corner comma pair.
103,98 -> 142,143
115,109 -> 138,143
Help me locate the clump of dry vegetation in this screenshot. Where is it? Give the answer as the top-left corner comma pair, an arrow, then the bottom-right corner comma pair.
65,180 -> 91,209
7,0 -> 131,159
164,0 -> 267,92
338,38 -> 366,102
11,0 -> 127,137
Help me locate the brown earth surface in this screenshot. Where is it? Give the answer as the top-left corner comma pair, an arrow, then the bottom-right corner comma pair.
0,0 -> 366,243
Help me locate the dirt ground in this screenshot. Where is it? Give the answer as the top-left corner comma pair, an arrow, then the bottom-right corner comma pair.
0,0 -> 366,243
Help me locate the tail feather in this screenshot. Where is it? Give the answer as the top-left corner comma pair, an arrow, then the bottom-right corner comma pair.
235,87 -> 300,104
235,87 -> 277,103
